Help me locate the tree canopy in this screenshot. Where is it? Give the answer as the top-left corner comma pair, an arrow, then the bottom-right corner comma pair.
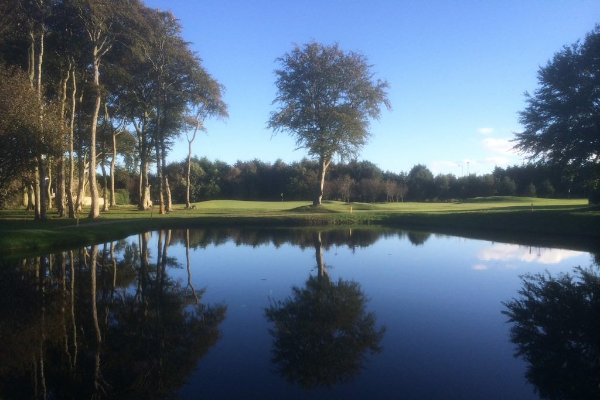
268,42 -> 390,205
514,25 -> 600,186
0,65 -> 65,207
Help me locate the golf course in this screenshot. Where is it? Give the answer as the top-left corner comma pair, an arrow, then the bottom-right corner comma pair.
2,196 -> 598,256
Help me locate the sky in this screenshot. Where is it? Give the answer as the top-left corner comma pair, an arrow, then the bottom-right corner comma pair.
143,0 -> 600,176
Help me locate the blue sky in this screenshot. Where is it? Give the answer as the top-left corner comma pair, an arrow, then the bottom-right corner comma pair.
143,0 -> 599,176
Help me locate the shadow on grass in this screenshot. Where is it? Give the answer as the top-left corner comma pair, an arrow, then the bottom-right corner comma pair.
482,205 -> 595,212
289,205 -> 340,213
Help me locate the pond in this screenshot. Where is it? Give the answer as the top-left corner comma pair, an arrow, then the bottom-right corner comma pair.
0,228 -> 598,400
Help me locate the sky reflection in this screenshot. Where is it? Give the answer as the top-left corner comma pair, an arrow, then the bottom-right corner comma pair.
478,244 -> 585,267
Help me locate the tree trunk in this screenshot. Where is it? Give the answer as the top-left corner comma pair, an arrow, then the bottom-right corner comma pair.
161,140 -> 171,212
156,87 -> 165,214
75,154 -> 85,213
165,176 -> 172,211
75,87 -> 85,213
101,159 -> 109,212
34,164 -> 40,219
155,141 -> 165,214
57,69 -> 69,218
313,159 -> 331,206
66,69 -> 77,218
138,162 -> 143,209
46,157 -> 52,209
134,118 -> 152,210
22,182 -> 27,208
57,156 -> 65,217
110,130 -> 117,207
88,48 -> 101,219
38,157 -> 47,220
140,159 -> 152,210
27,182 -> 34,210
186,148 -> 192,209
185,125 -> 199,209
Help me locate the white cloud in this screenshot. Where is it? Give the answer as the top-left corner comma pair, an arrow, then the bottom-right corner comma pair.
472,264 -> 489,270
482,138 -> 516,155
479,244 -> 583,265
477,127 -> 494,135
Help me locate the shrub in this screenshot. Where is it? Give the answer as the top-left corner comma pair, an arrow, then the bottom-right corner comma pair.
115,189 -> 130,205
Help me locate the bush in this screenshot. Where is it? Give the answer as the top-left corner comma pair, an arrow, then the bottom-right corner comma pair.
115,188 -> 130,205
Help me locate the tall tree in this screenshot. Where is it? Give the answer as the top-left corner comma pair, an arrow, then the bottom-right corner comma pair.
72,0 -> 115,218
184,69 -> 228,209
514,25 -> 600,188
268,42 -> 391,205
141,9 -> 227,213
0,66 -> 64,208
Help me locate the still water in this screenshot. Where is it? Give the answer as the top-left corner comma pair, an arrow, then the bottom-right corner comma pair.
0,228 -> 597,400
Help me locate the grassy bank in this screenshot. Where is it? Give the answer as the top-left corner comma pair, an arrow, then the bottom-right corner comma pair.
1,197 -> 598,256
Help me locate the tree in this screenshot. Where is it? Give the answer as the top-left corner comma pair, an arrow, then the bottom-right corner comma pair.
407,164 -> 434,201
537,178 -> 555,198
522,182 -> 537,197
184,66 -> 228,209
268,42 -> 391,206
72,0 -> 122,218
514,26 -> 600,190
0,65 -> 64,210
331,175 -> 354,202
497,176 -> 517,196
357,178 -> 382,202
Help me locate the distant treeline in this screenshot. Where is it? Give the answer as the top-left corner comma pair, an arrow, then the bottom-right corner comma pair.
102,157 -> 590,205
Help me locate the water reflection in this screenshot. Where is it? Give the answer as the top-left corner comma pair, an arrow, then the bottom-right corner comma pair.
406,231 -> 431,246
0,231 -> 227,400
168,227 -> 427,250
502,266 -> 600,400
480,244 -> 584,265
264,232 -> 386,389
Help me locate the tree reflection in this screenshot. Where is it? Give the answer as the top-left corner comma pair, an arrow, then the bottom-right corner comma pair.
502,266 -> 600,400
265,232 -> 386,389
0,231 -> 227,399
406,231 -> 431,246
169,227 -> 408,252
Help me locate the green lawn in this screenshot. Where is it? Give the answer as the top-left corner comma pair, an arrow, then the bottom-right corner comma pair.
0,197 -> 598,255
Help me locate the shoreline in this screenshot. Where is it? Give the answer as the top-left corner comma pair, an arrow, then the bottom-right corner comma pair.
1,201 -> 599,259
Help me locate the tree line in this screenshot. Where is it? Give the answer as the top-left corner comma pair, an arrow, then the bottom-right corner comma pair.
82,157 -> 589,206
1,2 -> 598,213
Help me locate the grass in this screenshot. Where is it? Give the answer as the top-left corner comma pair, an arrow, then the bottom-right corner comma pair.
1,197 -> 598,256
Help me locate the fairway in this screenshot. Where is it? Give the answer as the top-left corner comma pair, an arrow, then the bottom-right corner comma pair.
0,197 -> 591,222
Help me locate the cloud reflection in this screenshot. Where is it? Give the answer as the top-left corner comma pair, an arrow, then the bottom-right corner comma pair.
479,244 -> 583,265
